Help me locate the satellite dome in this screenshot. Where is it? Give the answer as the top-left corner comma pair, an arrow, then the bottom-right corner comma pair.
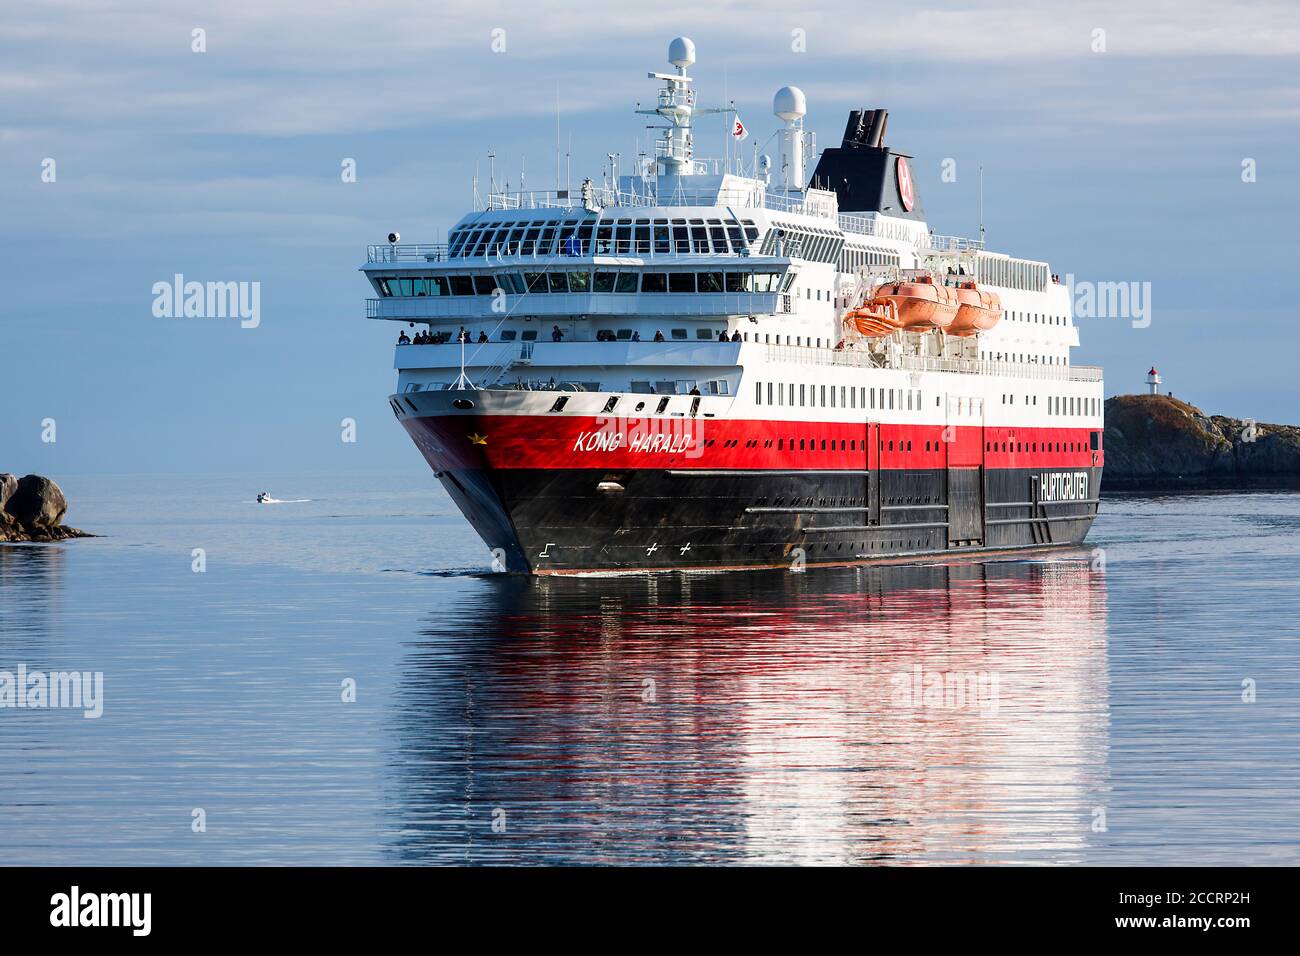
773,86 -> 806,122
668,37 -> 695,69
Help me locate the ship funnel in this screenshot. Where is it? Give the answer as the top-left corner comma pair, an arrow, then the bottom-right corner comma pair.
844,109 -> 888,148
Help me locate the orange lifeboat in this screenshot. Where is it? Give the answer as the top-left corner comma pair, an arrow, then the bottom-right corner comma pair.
947,281 -> 1002,336
845,300 -> 901,337
868,275 -> 958,332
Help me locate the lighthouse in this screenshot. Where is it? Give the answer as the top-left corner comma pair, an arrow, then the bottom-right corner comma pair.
1146,366 -> 1161,395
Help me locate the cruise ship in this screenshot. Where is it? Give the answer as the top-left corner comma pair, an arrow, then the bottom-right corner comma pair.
363,38 -> 1104,574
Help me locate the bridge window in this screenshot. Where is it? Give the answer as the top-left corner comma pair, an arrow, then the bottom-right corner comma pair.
669,272 -> 696,293
690,222 -> 709,252
548,272 -> 569,293
568,272 -> 590,292
699,272 -> 724,292
495,273 -> 523,295
653,223 -> 671,254
641,272 -> 668,293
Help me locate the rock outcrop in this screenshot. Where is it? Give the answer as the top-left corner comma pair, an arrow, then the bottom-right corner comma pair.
0,474 -> 91,542
1103,395 -> 1300,488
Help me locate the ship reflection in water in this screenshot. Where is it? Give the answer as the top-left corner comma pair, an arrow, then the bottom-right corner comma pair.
385,556 -> 1109,864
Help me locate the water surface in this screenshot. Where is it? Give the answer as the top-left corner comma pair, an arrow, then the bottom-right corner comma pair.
1,476 -> 1297,864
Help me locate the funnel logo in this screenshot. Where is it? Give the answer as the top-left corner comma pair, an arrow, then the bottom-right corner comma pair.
897,156 -> 915,212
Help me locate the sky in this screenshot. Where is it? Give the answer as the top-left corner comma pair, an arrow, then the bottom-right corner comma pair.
2,0 -> 1298,476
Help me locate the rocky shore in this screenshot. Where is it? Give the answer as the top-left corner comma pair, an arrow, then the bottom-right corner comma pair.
1103,394 -> 1300,489
0,474 -> 91,542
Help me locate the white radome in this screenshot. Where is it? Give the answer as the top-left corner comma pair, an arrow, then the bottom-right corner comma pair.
773,85 -> 806,122
668,36 -> 695,69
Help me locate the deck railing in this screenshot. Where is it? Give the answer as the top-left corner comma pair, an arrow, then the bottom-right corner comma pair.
765,344 -> 1102,382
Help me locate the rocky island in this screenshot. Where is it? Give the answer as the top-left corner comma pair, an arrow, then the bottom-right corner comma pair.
1103,394 -> 1300,489
0,474 -> 91,542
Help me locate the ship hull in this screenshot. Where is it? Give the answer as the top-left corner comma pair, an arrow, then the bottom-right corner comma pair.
401,411 -> 1101,574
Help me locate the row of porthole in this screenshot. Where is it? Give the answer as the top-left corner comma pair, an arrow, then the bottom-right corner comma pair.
733,536 -> 937,555
987,440 -> 1086,453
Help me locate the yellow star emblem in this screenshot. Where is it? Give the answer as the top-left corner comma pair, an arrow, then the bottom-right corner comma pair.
467,432 -> 488,445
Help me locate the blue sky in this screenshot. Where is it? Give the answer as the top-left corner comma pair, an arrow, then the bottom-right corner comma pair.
3,1 -> 1297,476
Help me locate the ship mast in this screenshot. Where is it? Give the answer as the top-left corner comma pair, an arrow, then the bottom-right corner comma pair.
635,37 -> 726,179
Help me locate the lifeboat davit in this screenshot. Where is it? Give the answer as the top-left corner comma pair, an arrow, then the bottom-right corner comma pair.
868,275 -> 958,332
845,300 -> 901,337
947,281 -> 1002,336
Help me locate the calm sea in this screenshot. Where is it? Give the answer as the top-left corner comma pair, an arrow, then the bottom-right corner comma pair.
1,474 -> 1297,865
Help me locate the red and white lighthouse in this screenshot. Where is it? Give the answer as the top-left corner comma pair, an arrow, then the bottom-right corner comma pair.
1146,366 -> 1161,395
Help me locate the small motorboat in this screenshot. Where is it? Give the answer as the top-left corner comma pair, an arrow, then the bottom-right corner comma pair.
947,281 -> 1002,336
867,275 -> 959,332
256,491 -> 272,504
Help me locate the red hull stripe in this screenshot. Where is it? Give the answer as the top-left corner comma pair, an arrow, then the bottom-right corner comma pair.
406,414 -> 1104,472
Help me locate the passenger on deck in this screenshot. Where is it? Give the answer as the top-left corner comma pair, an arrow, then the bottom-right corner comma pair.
631,330 -> 641,342
457,327 -> 469,344
551,325 -> 565,342
478,331 -> 489,343
653,330 -> 665,342
731,330 -> 742,342
397,330 -> 411,344
717,329 -> 728,341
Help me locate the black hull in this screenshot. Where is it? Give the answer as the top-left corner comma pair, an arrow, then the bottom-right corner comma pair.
432,465 -> 1101,574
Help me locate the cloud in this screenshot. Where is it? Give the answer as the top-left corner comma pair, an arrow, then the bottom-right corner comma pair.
2,0 -> 1298,140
